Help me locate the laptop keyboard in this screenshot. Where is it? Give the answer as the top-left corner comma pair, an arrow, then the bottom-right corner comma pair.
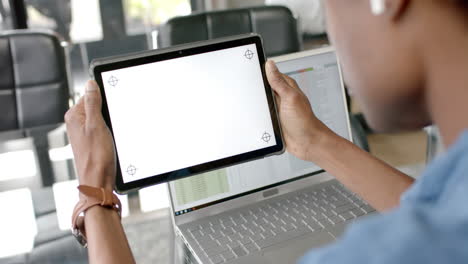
181,181 -> 375,264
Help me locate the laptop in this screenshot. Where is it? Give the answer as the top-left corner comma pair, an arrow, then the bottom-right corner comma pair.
167,47 -> 376,264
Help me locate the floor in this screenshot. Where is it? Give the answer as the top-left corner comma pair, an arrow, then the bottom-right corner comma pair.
368,131 -> 427,178
351,95 -> 428,178
124,209 -> 174,264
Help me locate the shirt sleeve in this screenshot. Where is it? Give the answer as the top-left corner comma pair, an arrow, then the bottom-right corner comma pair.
298,204 -> 468,264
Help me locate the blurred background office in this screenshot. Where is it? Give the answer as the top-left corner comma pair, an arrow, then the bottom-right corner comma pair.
0,0 -> 329,97
0,0 -> 435,263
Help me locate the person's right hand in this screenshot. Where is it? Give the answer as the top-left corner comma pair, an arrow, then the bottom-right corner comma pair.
266,60 -> 334,161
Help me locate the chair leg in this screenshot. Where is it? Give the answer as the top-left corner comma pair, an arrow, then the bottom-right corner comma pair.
349,114 -> 370,152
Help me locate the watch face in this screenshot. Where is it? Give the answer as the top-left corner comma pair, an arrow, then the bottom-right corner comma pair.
72,228 -> 88,248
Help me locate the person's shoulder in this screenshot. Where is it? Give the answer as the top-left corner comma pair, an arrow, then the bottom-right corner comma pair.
400,130 -> 468,205
427,130 -> 468,174
442,130 -> 468,196
300,202 -> 468,264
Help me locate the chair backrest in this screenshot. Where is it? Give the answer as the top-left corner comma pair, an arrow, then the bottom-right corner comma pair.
0,30 -> 70,132
157,5 -> 301,57
425,126 -> 445,163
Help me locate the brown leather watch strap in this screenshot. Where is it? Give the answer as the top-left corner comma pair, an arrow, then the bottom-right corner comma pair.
71,185 -> 122,247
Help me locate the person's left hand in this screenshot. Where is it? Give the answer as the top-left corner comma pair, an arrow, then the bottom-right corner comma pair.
65,80 -> 116,191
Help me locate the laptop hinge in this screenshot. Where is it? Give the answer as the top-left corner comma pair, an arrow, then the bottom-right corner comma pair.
263,188 -> 279,198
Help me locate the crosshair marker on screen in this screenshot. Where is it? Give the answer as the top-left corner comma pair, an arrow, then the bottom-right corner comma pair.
262,132 -> 271,143
108,76 -> 119,87
244,49 -> 254,60
126,165 -> 137,176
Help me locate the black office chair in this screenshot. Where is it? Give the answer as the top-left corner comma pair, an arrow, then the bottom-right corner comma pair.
425,125 -> 444,163
0,30 -> 70,131
157,5 -> 302,57
0,30 -> 72,189
0,30 -> 86,264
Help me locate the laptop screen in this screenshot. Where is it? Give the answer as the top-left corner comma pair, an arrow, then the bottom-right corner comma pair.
169,50 -> 350,216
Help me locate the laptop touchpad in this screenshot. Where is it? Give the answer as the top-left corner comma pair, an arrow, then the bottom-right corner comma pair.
262,232 -> 336,263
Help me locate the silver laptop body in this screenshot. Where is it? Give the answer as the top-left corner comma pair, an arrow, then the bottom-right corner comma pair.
167,47 -> 376,264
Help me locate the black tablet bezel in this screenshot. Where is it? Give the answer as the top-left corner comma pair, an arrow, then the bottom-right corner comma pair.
92,34 -> 284,193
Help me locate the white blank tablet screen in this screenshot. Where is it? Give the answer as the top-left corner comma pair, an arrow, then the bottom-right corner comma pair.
101,44 -> 277,183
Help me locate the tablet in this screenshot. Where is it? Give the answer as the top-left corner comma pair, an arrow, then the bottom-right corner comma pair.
91,34 -> 284,193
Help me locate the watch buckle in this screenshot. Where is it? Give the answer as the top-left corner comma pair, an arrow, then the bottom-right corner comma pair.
72,227 -> 88,248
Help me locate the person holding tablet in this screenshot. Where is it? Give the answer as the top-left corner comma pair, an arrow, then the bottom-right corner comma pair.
91,36 -> 285,192
65,0 -> 468,263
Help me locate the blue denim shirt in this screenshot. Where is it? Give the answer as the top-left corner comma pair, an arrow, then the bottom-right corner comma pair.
300,131 -> 468,264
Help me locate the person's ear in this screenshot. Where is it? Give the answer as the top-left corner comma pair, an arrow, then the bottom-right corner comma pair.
370,0 -> 410,20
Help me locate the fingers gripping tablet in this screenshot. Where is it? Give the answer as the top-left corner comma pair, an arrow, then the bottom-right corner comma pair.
91,34 -> 284,193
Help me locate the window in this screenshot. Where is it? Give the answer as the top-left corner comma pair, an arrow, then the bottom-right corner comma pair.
0,0 -> 12,30
24,0 -> 193,95
124,0 -> 191,35
26,0 -> 102,42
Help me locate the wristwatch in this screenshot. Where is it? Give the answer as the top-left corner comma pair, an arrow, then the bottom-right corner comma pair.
71,185 -> 122,248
